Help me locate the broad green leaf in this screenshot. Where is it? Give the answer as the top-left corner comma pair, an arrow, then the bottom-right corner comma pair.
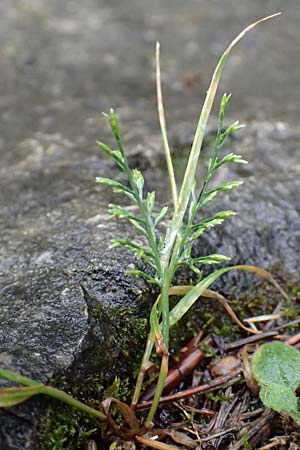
252,342 -> 300,422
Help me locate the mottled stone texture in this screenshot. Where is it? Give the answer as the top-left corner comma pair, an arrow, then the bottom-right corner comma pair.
1,0 -> 299,448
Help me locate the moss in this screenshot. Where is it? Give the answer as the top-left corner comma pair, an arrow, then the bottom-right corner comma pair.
40,304 -> 148,450
41,404 -> 98,450
89,302 -> 149,378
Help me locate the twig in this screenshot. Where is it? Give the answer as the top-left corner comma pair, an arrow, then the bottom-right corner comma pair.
273,318 -> 300,331
240,407 -> 265,420
200,426 -> 240,443
259,436 -> 287,449
224,331 -> 279,351
135,435 -> 182,450
136,370 -> 242,410
263,301 -> 283,330
229,409 -> 276,450
286,332 -> 300,346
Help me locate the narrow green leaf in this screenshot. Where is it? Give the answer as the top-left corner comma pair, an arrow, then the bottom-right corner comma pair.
191,254 -> 231,265
0,368 -> 41,387
154,206 -> 168,227
111,239 -> 154,260
169,266 -> 236,326
146,191 -> 155,214
109,205 -> 144,223
127,269 -> 161,286
156,42 -> 178,208
0,385 -> 43,407
162,13 -> 281,265
0,368 -> 107,421
189,227 -> 207,242
206,181 -> 243,195
216,153 -> 248,169
128,218 -> 148,237
188,211 -> 236,242
157,235 -> 165,252
96,177 -> 132,195
220,121 -> 245,144
132,169 -> 144,199
96,141 -> 124,166
197,191 -> 217,209
192,210 -> 237,231
188,264 -> 202,274
108,109 -> 121,141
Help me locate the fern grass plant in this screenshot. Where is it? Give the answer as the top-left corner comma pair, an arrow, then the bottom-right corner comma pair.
0,12 -> 283,434
97,13 -> 281,427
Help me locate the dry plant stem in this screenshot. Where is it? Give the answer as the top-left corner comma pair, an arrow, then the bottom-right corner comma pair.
156,42 -> 177,208
232,265 -> 289,302
224,331 -> 279,351
232,409 -> 276,450
286,332 -> 300,346
200,426 -> 240,443
169,286 -> 261,335
135,435 -> 182,450
274,318 -> 300,331
259,437 -> 287,450
136,370 -> 242,410
181,405 -> 216,418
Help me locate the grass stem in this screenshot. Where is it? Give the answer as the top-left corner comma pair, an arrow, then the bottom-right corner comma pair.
156,42 -> 178,209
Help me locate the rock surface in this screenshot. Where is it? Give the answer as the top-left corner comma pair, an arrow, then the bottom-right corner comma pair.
0,1 -> 300,449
